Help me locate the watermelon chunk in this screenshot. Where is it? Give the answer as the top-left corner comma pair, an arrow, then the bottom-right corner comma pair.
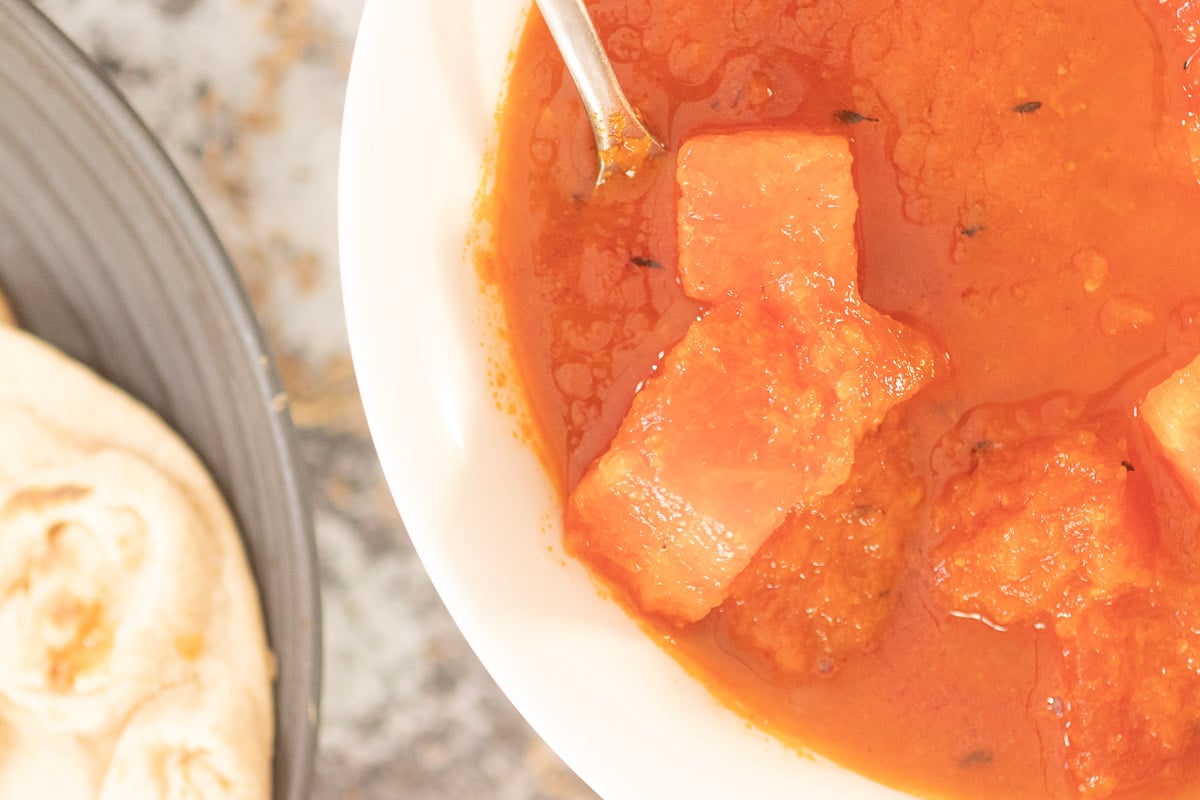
677,132 -> 859,317
1142,354 -> 1200,505
930,404 -> 1150,628
566,131 -> 936,623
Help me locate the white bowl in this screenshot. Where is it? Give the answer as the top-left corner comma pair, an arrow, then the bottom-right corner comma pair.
338,2 -> 913,798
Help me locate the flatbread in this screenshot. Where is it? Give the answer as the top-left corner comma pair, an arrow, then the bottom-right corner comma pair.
0,324 -> 273,799
98,680 -> 271,800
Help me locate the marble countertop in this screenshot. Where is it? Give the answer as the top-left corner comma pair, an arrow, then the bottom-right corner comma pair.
31,1 -> 597,798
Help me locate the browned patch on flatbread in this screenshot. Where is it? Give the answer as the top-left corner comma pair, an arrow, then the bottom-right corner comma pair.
0,290 -> 14,327
2,485 -> 92,518
2,575 -> 29,600
45,598 -> 111,693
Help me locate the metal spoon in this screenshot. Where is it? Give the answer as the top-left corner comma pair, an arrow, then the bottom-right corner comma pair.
535,0 -> 665,188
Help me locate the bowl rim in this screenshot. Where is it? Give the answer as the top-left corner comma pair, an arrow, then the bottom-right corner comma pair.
336,1 -> 915,799
2,1 -> 323,796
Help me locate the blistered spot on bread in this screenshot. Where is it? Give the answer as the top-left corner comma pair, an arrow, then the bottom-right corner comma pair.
174,633 -> 206,662
1,486 -> 92,518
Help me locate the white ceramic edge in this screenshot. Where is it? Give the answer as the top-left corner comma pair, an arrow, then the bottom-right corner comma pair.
338,1 -> 915,798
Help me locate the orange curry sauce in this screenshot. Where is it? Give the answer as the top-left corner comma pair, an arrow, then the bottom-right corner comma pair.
484,2 -> 1200,798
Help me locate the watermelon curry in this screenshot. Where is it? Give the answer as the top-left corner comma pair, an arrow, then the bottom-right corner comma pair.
481,1 -> 1200,797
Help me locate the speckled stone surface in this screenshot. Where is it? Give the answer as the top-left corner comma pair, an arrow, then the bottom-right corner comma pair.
28,1 -> 597,798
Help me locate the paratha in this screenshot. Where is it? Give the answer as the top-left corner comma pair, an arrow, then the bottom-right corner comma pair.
0,323 -> 273,799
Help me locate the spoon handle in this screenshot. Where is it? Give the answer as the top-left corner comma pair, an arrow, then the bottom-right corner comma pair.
534,0 -> 664,184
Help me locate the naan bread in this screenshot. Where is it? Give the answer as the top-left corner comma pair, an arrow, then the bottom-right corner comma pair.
98,681 -> 271,800
0,324 -> 273,799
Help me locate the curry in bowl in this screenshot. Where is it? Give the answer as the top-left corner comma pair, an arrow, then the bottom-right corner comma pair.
482,1 -> 1200,797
